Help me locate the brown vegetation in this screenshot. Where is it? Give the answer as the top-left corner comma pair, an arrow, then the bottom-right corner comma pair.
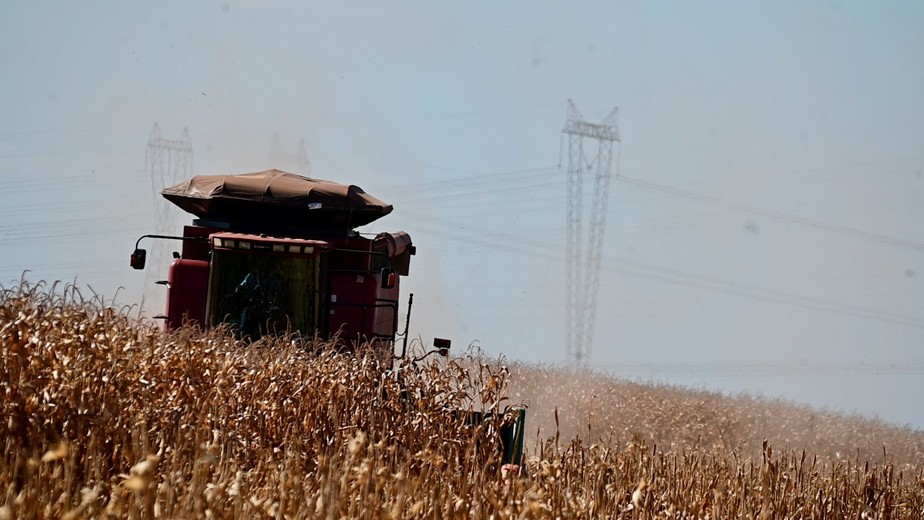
510,365 -> 924,469
2,280 -> 923,518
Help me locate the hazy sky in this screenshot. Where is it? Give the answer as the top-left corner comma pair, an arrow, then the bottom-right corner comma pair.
2,1 -> 923,429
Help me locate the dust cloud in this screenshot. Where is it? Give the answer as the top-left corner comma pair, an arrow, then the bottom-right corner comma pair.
505,363 -> 924,468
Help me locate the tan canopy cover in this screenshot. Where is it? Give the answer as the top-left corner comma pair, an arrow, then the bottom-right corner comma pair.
162,169 -> 393,229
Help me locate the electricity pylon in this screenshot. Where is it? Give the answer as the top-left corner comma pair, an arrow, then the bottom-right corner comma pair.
270,133 -> 311,175
143,124 -> 193,315
562,100 -> 620,365
296,138 -> 311,175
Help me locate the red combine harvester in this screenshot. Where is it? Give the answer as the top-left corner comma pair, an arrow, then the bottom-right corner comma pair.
130,169 -> 526,465
131,169 -> 412,347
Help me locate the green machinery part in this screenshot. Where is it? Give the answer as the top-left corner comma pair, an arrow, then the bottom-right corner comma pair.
499,406 -> 527,466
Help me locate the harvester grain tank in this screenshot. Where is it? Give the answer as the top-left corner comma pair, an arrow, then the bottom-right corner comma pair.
130,169 -> 526,465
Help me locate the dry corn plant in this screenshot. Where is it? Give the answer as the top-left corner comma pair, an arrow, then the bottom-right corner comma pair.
0,280 -> 515,518
2,279 -> 924,518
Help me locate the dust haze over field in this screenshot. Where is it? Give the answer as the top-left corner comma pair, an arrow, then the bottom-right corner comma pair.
2,1 -> 923,434
506,365 -> 924,469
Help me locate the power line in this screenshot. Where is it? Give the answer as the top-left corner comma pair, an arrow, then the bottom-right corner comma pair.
367,145 -> 920,330
599,259 -> 924,330
392,210 -> 924,330
615,175 -> 924,253
597,361 -> 924,377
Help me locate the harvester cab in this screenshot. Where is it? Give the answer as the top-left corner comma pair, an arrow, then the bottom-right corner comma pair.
131,169 -> 526,466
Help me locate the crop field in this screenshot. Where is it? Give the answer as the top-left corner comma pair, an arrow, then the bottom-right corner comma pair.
2,280 -> 924,518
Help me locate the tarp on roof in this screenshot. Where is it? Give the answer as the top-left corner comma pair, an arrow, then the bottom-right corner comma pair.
162,169 -> 393,230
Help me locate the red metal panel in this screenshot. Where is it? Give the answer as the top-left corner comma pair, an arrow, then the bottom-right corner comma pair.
180,225 -> 214,261
372,276 -> 400,338
326,236 -> 372,271
328,271 -> 379,342
165,259 -> 209,329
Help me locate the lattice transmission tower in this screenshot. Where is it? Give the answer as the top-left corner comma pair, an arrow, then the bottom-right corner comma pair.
270,133 -> 311,175
143,123 -> 193,315
562,99 -> 620,365
296,138 -> 311,175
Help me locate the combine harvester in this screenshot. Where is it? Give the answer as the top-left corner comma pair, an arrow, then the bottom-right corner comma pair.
129,168 -> 526,465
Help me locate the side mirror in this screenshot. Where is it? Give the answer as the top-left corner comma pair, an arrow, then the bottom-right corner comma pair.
433,337 -> 451,357
130,248 -> 147,270
380,267 -> 396,289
